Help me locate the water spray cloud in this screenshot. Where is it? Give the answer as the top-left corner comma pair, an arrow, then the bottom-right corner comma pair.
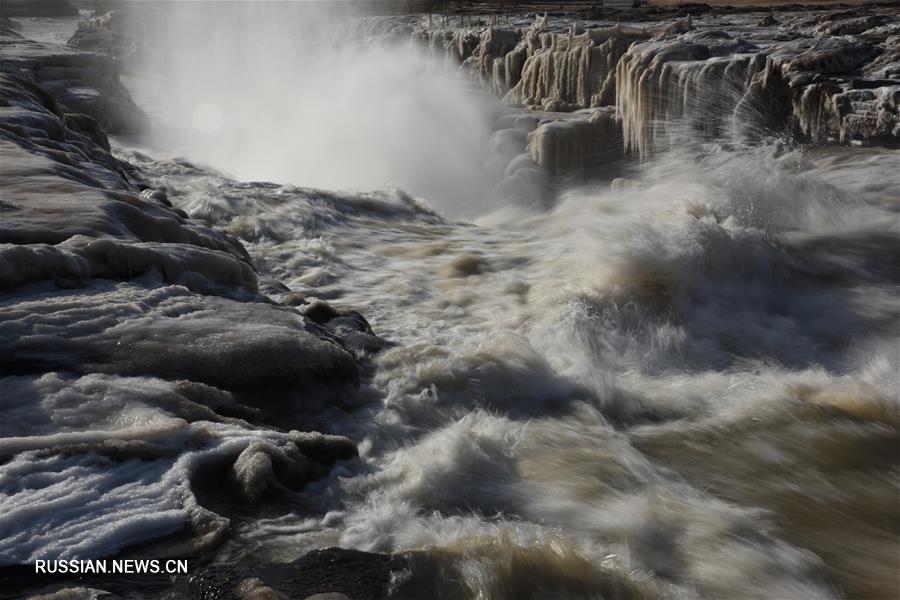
130,1 -> 500,216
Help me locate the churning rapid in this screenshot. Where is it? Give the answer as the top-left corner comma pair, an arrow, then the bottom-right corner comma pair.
0,2 -> 898,599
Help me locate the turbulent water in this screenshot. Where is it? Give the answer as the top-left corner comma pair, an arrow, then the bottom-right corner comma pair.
2,4 -> 899,600
118,137 -> 899,599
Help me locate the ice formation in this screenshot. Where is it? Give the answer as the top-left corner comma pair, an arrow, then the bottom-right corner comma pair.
0,23 -> 368,569
413,9 -> 898,160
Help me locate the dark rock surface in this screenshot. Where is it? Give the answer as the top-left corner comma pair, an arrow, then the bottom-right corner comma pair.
190,548 -> 410,600
0,0 -> 78,18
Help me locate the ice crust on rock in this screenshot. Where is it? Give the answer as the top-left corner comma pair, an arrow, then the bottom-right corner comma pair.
0,418 -> 356,563
0,26 -> 366,564
529,108 -> 623,176
0,25 -> 145,133
0,283 -> 358,390
410,8 -> 899,161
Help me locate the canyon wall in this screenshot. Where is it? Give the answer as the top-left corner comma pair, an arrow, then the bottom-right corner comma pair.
411,8 -> 899,159
64,6 -> 899,189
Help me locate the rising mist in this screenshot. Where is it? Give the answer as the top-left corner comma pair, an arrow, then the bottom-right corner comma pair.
128,1 -> 500,215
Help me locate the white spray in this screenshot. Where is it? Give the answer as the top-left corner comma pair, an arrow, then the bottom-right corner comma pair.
129,1 -> 500,216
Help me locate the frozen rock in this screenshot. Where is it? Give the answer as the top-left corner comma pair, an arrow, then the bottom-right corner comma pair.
409,9 -> 899,155
0,27 -> 145,133
505,22 -> 648,111
0,284 -> 359,391
0,237 -> 258,293
493,156 -> 550,210
476,26 -> 520,85
230,441 -> 313,503
0,416 -> 356,563
0,72 -> 253,290
0,368 -> 358,563
529,108 -> 623,176
229,431 -> 356,503
0,37 -> 371,564
615,30 -> 899,155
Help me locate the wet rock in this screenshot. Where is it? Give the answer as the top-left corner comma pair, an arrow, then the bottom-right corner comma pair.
413,9 -> 899,154
302,301 -> 394,358
303,300 -> 344,325
235,578 -> 286,600
0,76 -> 250,252
304,303 -> 372,335
139,188 -> 172,207
676,3 -> 711,17
190,548 -> 410,600
280,291 -> 309,306
290,431 -> 358,465
773,37 -> 879,78
335,331 -> 396,357
325,312 -> 375,337
443,253 -> 488,277
63,112 -> 110,152
173,380 -> 261,421
0,0 -> 77,17
476,26 -> 520,84
489,128 -> 529,164
0,65 -> 362,394
0,18 -> 385,589
257,277 -> 290,297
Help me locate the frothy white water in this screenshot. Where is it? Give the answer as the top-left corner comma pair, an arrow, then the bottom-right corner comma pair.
120,136 -> 899,598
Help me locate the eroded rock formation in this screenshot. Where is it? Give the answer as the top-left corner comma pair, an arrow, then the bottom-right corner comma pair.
414,7 -> 899,160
